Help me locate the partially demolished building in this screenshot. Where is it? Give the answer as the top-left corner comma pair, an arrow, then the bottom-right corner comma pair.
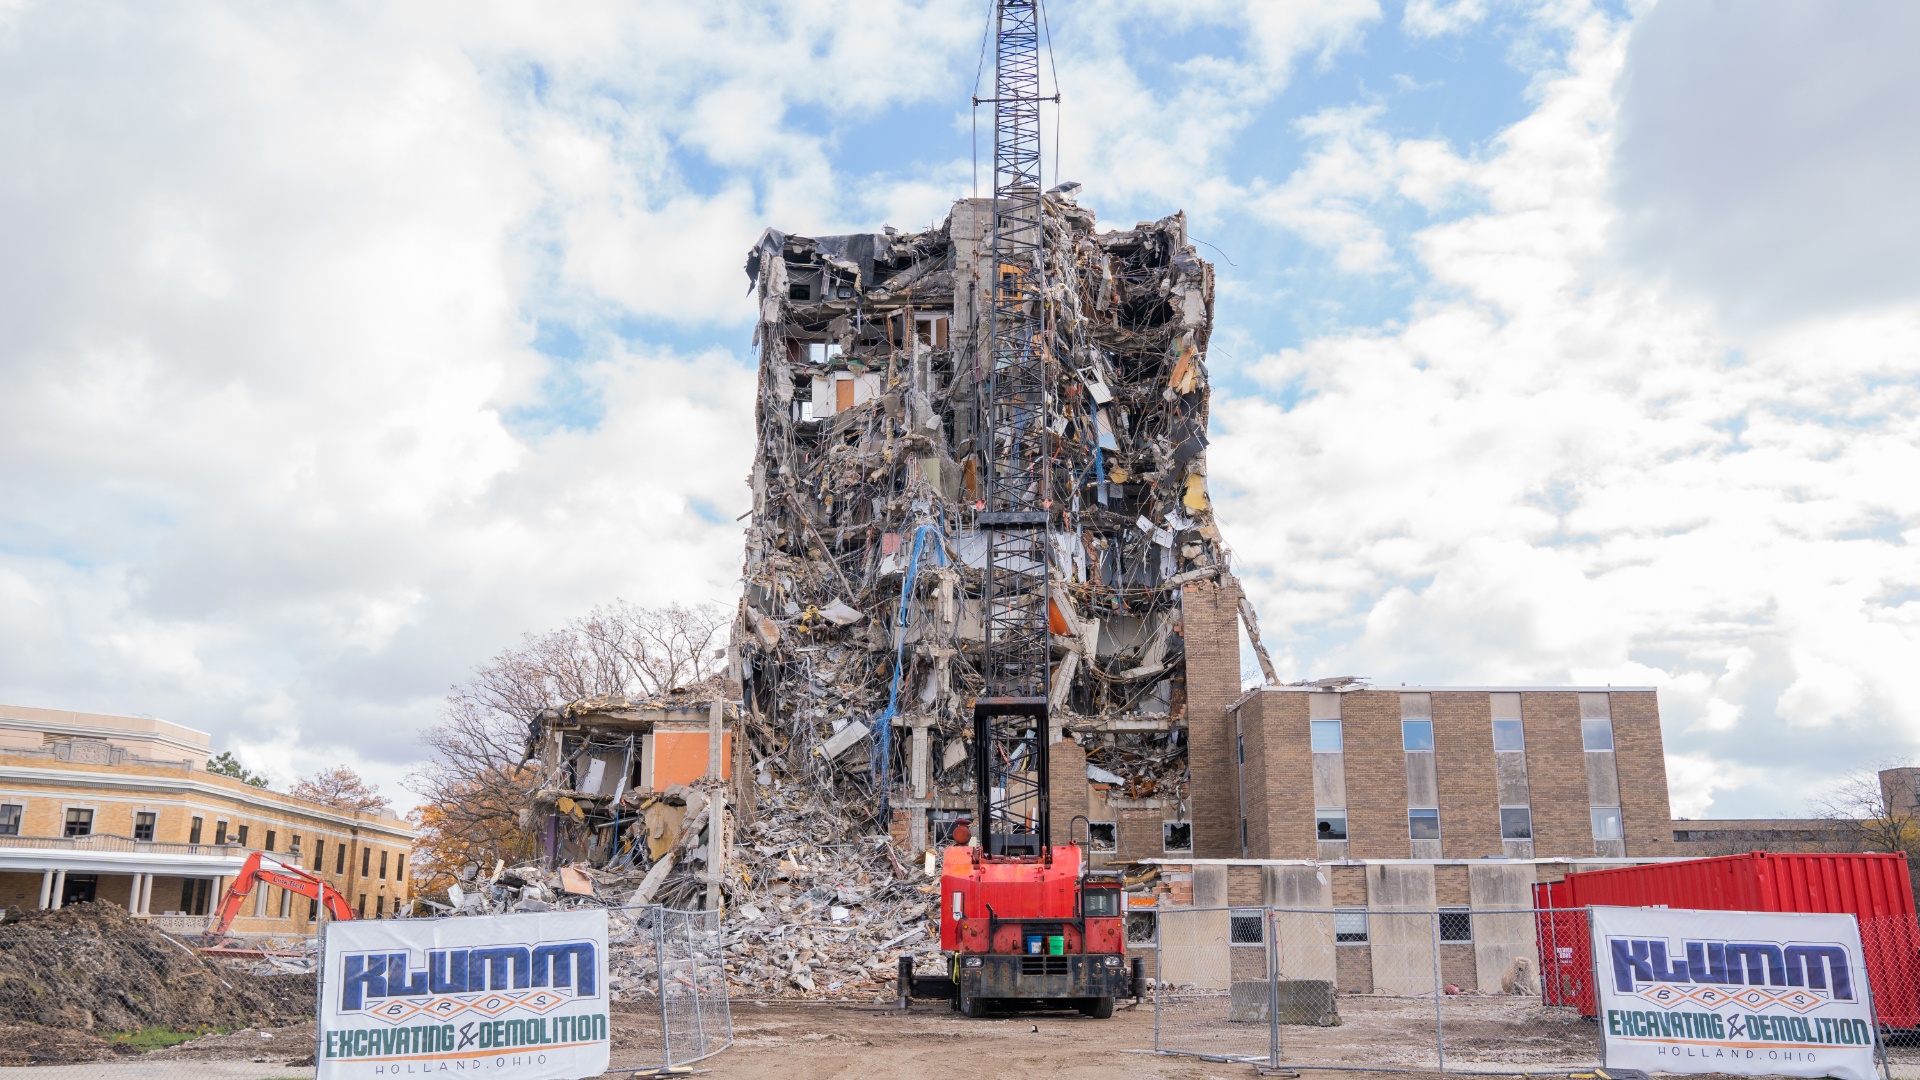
734,190 -> 1275,867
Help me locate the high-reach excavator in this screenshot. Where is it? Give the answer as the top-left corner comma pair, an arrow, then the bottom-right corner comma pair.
202,851 -> 355,945
898,0 -> 1142,1018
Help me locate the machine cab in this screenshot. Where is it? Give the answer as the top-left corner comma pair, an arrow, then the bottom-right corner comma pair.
1082,873 -> 1122,919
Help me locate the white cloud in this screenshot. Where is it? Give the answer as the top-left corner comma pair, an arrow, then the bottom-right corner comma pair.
1213,0 -> 1920,817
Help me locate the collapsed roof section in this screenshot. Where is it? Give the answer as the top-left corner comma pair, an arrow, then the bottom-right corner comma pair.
735,191 -> 1275,852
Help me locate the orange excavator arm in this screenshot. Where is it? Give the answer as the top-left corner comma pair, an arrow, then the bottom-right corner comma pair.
204,850 -> 354,943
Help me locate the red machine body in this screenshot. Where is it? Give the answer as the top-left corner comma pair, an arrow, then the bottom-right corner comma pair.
940,844 -> 1125,955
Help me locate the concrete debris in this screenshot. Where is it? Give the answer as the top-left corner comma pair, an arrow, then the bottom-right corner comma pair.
735,191 -> 1274,856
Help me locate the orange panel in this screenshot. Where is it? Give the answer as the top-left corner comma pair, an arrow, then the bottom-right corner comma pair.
650,730 -> 732,791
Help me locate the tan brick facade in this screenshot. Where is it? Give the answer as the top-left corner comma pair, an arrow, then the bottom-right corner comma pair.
1230,686 -> 1671,861
1339,692 -> 1405,858
1182,578 -> 1244,858
1610,691 -> 1673,855
1520,693 -> 1590,857
1433,692 -> 1501,859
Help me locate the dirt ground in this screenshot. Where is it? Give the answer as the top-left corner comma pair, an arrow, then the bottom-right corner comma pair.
3,1000 -> 1918,1079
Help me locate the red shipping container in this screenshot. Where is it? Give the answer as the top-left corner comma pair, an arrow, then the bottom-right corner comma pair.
1533,851 -> 1920,1029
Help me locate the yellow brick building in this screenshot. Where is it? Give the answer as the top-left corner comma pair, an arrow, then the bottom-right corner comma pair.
0,704 -> 415,936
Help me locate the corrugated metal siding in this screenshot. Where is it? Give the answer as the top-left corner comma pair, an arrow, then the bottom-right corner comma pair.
1533,852 -> 1920,1026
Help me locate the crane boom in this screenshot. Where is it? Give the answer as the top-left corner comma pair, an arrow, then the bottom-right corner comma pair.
974,0 -> 1053,859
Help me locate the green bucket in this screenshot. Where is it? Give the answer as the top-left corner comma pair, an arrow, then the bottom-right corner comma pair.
1047,935 -> 1064,955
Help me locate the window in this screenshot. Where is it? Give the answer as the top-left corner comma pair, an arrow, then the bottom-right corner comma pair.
0,804 -> 21,837
1592,806 -> 1624,840
63,808 -> 93,837
362,847 -> 371,876
1402,720 -> 1434,752
1409,808 -> 1441,840
1582,718 -> 1614,751
1439,907 -> 1473,943
189,816 -> 203,844
1084,889 -> 1121,918
376,895 -> 386,918
357,894 -> 367,919
1500,807 -> 1533,840
395,855 -> 406,881
1315,809 -> 1348,841
1087,822 -> 1117,852
337,845 -> 346,875
309,897 -> 318,920
1310,720 -> 1343,752
379,851 -> 389,880
1125,911 -> 1157,946
1162,822 -> 1193,853
236,824 -> 249,848
1335,907 -> 1368,944
215,820 -> 228,845
264,830 -> 276,852
1490,693 -> 1524,749
313,838 -> 325,872
1492,719 -> 1525,751
133,812 -> 156,842
1230,909 -> 1265,946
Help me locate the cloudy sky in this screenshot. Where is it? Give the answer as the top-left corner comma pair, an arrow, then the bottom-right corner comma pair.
1,0 -> 1914,819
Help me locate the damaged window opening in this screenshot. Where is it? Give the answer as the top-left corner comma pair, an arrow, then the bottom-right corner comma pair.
1162,821 -> 1192,853
1087,821 -> 1116,851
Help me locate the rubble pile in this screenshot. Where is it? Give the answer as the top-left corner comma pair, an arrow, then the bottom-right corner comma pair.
0,902 -> 312,1035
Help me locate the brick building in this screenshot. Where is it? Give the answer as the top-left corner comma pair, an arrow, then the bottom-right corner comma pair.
1222,685 -> 1675,862
0,703 -> 414,935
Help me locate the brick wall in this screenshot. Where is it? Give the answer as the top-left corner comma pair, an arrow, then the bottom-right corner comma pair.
1250,691 -> 1314,859
1047,736 -> 1090,848
1235,693 -> 1268,859
1341,691 -> 1407,859
1521,693 -> 1591,858
1182,578 -> 1244,858
1118,807 -> 1162,861
1434,692 -> 1502,858
1609,691 -> 1674,856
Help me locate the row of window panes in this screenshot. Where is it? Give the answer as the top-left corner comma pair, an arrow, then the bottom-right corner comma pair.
1329,907 -> 1474,945
1307,716 -> 1613,753
1,803 -> 407,878
1313,805 -> 1618,842
1083,821 -> 1190,853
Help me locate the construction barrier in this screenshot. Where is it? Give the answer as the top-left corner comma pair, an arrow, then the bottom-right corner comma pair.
0,902 -> 729,1079
1150,906 -> 1914,1078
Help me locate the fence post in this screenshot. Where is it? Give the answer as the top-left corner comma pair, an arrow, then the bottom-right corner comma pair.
657,906 -> 672,1067
1152,907 -> 1162,1054
1586,906 -> 1605,1068
687,910 -> 708,1058
1266,907 -> 1280,1069
1430,909 -> 1445,1072
312,913 -> 328,1069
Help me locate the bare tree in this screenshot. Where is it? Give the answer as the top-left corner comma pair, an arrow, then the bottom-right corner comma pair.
289,766 -> 392,814
407,601 -> 729,897
1808,762 -> 1920,857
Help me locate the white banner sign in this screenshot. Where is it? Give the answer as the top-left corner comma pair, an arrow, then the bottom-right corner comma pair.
1591,906 -> 1877,1080
318,909 -> 611,1080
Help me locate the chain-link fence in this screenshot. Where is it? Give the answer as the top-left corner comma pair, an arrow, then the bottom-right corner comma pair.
0,902 -> 729,1078
1151,905 -> 1920,1077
